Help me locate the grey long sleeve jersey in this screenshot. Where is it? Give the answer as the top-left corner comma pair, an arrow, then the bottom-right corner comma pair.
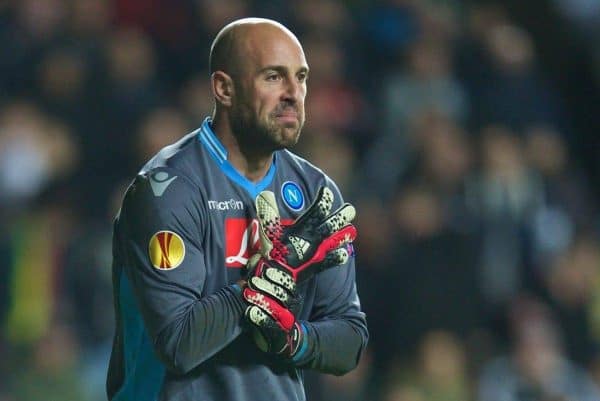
106,118 -> 368,401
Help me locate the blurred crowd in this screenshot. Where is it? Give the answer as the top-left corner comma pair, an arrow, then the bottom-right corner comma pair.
0,0 -> 599,400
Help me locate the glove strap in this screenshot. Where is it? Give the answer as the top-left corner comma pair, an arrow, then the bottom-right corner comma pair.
291,322 -> 310,363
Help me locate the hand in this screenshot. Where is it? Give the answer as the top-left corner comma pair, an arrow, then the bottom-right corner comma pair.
243,255 -> 306,358
245,301 -> 307,359
242,186 -> 356,358
243,254 -> 305,358
253,186 -> 357,284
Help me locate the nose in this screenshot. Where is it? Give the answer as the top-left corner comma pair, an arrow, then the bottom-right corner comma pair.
282,77 -> 302,103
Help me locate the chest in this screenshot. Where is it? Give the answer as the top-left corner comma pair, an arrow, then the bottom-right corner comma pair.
200,180 -> 308,291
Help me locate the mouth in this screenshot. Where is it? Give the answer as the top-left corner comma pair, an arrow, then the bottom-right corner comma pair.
274,112 -> 299,125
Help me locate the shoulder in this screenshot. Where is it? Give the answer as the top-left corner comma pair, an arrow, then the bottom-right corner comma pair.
126,167 -> 197,205
117,167 -> 206,246
277,149 -> 344,201
277,149 -> 324,178
126,128 -> 209,208
120,144 -> 206,223
139,129 -> 203,176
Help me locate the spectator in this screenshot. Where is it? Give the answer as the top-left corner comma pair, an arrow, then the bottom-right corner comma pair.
465,125 -> 544,313
478,297 -> 600,401
383,330 -> 472,401
472,23 -> 564,131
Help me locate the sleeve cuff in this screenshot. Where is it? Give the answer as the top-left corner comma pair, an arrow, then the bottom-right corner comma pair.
291,321 -> 313,365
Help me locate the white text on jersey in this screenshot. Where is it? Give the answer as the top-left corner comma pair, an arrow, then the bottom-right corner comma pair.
208,199 -> 244,211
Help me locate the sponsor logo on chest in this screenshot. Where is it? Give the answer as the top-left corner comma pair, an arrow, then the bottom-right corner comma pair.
208,199 -> 244,211
224,217 -> 294,268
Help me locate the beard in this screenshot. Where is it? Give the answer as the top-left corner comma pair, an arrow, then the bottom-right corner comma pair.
229,99 -> 304,153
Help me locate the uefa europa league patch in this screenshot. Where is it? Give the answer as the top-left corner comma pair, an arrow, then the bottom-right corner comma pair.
148,230 -> 185,270
281,181 -> 304,211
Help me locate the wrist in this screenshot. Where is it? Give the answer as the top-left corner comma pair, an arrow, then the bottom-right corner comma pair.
231,281 -> 245,294
236,278 -> 248,290
291,321 -> 311,364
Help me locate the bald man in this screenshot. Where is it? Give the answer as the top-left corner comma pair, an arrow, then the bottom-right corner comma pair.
107,18 -> 368,401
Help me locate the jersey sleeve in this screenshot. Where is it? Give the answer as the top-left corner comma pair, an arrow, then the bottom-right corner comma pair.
115,168 -> 246,374
294,178 -> 369,374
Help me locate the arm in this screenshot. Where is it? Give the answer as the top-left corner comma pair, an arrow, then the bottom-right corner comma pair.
240,179 -> 367,372
117,169 -> 246,374
295,255 -> 368,375
293,180 -> 368,374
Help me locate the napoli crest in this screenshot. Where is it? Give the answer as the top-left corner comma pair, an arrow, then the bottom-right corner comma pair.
281,181 -> 304,211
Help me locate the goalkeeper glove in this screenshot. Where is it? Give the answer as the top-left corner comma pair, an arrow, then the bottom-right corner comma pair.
243,253 -> 307,358
242,186 -> 356,358
245,300 -> 309,360
252,186 -> 357,283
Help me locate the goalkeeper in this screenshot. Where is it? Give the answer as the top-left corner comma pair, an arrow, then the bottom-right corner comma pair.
106,17 -> 368,401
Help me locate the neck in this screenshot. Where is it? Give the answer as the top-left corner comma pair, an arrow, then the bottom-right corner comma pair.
211,113 -> 274,183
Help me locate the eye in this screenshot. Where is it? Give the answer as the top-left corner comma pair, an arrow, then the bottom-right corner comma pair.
298,72 -> 308,83
265,72 -> 281,82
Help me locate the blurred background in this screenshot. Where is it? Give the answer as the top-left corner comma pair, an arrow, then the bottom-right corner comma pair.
0,0 -> 599,400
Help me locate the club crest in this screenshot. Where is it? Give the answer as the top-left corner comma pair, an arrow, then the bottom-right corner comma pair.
281,181 -> 304,211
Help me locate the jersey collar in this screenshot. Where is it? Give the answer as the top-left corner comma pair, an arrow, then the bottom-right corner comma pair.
197,117 -> 276,199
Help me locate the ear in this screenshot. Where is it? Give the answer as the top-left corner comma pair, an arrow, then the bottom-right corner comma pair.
211,71 -> 234,107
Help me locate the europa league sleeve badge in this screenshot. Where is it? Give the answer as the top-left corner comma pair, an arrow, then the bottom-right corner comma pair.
148,230 -> 186,270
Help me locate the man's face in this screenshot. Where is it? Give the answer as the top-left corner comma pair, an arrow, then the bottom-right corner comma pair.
229,28 -> 308,151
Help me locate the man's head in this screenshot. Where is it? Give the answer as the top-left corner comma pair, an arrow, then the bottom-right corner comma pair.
210,18 -> 308,151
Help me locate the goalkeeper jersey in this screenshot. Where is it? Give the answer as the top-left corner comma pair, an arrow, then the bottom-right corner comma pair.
106,118 -> 368,401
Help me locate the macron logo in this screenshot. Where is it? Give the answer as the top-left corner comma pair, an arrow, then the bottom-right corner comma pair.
150,171 -> 177,197
208,199 -> 244,211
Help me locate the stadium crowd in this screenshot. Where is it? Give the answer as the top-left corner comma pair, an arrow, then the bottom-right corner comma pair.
0,0 -> 599,400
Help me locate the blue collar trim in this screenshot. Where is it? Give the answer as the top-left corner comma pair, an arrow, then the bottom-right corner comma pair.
199,118 -> 227,162
197,117 -> 277,199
